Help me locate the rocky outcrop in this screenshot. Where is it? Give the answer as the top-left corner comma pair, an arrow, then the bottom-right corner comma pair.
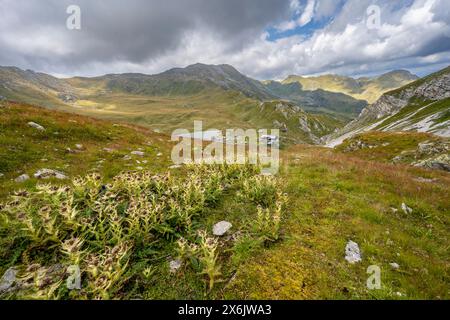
326,67 -> 450,147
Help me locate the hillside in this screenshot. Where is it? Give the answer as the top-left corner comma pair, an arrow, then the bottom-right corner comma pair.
264,80 -> 367,118
0,100 -> 173,199
326,66 -> 450,147
1,103 -> 449,299
283,70 -> 419,104
0,65 -> 345,144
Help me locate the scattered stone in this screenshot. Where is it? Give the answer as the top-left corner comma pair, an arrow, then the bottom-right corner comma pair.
135,167 -> 144,170
75,144 -> 84,150
103,148 -> 114,153
65,147 -> 76,154
390,262 -> 400,270
390,207 -> 399,213
345,240 -> 362,264
169,165 -> 181,169
0,267 -> 17,294
213,221 -> 232,236
123,155 -> 132,161
169,259 -> 182,273
0,173 -> 4,178
401,203 -> 413,214
157,153 -> 163,157
27,122 -> 45,131
131,151 -> 145,156
142,160 -> 148,164
34,169 -> 67,180
413,177 -> 437,183
15,174 -> 30,183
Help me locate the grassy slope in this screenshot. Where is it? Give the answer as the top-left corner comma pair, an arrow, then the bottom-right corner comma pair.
0,101 -> 173,199
335,131 -> 446,163
1,101 -> 449,300
224,146 -> 449,299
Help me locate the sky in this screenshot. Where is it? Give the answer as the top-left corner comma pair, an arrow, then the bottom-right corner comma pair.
0,0 -> 449,79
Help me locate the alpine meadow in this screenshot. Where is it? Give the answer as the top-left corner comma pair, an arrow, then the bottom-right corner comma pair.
0,0 -> 449,307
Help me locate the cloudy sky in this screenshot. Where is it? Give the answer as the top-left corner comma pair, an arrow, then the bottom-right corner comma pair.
1,0 -> 449,79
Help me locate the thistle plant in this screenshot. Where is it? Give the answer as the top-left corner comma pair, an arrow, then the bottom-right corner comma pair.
238,175 -> 279,207
0,162 -> 281,299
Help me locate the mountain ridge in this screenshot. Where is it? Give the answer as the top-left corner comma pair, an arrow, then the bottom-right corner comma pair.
282,70 -> 419,103
326,66 -> 450,147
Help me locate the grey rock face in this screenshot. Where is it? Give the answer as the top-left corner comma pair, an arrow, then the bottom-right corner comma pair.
213,221 -> 232,236
0,267 -> 17,294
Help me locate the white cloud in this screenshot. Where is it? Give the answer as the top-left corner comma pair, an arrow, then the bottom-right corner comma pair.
0,0 -> 449,79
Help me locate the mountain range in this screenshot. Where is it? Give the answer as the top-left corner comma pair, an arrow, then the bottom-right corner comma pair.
282,70 -> 419,104
1,63 -> 447,147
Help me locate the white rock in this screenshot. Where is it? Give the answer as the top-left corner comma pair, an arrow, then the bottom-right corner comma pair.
15,174 -> 30,183
131,151 -> 145,156
123,155 -> 132,161
34,169 -> 67,180
0,173 -> 4,178
345,240 -> 362,264
169,259 -> 182,273
157,153 -> 163,157
103,148 -> 114,153
401,203 -> 413,214
27,122 -> 45,131
169,165 -> 181,169
213,221 -> 232,236
135,167 -> 144,170
75,144 -> 83,150
390,262 -> 400,270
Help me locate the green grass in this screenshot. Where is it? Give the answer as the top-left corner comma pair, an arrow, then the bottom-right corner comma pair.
223,146 -> 449,299
1,101 -> 449,300
0,101 -> 173,199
